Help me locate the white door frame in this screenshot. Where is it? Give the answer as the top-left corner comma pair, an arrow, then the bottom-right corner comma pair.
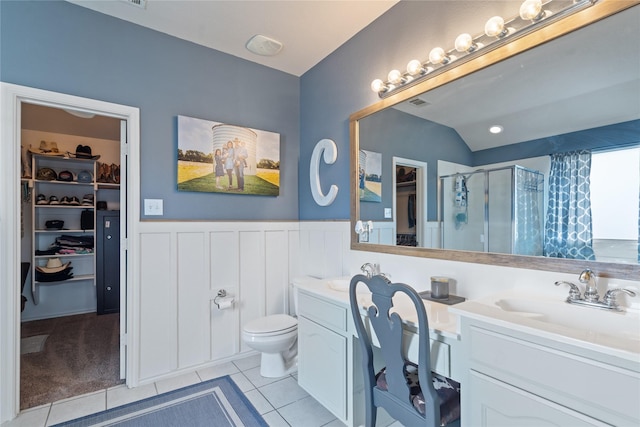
0,83 -> 141,422
392,157 -> 427,247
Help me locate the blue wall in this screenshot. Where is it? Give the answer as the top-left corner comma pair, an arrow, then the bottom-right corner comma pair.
1,0 -> 300,220
359,108 -> 472,221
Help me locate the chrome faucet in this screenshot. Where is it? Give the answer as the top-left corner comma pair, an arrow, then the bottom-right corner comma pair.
579,268 -> 599,302
360,262 -> 380,278
555,269 -> 637,311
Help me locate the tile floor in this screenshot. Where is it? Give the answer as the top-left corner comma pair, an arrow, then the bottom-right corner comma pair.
2,354 -> 345,427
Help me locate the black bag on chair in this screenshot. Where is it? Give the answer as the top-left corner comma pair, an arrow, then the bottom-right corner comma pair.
81,210 -> 94,230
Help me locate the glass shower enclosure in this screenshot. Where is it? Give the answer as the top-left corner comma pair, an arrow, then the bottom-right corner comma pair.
439,165 -> 544,255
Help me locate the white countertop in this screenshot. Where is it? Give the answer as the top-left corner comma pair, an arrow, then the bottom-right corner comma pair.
449,289 -> 640,363
292,276 -> 460,340
293,276 -> 640,364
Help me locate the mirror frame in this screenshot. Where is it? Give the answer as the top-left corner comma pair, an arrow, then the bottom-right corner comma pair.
350,0 -> 640,280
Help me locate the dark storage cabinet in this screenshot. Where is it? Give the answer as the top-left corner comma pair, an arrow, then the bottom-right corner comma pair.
96,210 -> 120,314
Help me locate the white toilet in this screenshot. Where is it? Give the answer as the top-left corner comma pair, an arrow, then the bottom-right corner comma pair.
242,313 -> 298,378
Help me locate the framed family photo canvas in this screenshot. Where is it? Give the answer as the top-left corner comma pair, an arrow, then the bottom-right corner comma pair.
359,149 -> 382,202
177,115 -> 280,196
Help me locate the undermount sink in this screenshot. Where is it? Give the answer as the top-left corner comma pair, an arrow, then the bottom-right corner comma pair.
327,277 -> 369,294
492,297 -> 640,343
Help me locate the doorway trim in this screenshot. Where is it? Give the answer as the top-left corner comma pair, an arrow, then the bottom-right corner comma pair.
392,157 -> 427,247
0,83 -> 141,422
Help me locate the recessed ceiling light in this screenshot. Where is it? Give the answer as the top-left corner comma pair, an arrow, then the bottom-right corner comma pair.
245,35 -> 283,57
489,125 -> 503,134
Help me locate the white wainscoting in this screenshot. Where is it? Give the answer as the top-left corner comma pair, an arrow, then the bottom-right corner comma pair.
136,221 -> 302,382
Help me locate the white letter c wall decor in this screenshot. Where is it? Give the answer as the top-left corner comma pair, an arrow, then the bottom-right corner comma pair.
310,138 -> 338,206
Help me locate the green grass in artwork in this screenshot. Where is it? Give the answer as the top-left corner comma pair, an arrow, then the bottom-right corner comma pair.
178,173 -> 279,196
360,186 -> 381,202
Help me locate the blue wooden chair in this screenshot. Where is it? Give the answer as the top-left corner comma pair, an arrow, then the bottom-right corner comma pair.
349,274 -> 461,427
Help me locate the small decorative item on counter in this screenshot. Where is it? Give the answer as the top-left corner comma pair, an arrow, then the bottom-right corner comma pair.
430,276 -> 450,299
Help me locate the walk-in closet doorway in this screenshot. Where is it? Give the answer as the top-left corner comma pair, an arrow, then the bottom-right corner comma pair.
0,83 -> 141,423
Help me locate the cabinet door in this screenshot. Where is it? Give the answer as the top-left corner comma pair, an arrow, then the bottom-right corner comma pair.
298,316 -> 347,420
467,371 -> 608,427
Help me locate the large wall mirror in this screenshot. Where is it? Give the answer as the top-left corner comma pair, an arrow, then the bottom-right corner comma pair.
350,1 -> 640,280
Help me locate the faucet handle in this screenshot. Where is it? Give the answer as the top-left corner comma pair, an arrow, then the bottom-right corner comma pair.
603,288 -> 637,308
555,281 -> 582,301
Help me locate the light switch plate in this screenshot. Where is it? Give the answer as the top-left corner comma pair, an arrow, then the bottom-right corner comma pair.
144,199 -> 163,216
384,208 -> 392,218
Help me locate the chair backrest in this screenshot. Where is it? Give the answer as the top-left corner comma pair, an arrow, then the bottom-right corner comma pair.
349,274 -> 440,426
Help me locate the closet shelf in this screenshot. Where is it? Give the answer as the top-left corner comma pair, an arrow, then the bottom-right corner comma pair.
35,205 -> 94,210
34,274 -> 95,285
35,229 -> 95,234
33,179 -> 94,187
97,183 -> 120,190
34,253 -> 94,259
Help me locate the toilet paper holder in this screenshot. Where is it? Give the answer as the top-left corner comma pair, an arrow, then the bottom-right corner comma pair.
214,289 -> 234,309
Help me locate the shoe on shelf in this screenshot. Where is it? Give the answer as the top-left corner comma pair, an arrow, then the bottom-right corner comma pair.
36,194 -> 48,205
49,195 -> 60,205
81,194 -> 94,206
69,196 -> 80,206
60,196 -> 71,205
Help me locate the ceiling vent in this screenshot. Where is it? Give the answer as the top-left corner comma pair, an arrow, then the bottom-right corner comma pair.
246,35 -> 284,57
408,97 -> 429,107
120,0 -> 147,9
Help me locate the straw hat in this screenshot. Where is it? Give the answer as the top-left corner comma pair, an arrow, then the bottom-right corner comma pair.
29,140 -> 64,156
35,258 -> 70,274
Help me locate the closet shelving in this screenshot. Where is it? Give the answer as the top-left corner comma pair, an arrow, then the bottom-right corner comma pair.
30,154 -> 97,305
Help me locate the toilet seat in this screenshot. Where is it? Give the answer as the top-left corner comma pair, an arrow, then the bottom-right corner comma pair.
243,314 -> 297,337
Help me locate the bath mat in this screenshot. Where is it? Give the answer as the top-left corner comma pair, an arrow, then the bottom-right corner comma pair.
51,375 -> 267,427
20,334 -> 48,355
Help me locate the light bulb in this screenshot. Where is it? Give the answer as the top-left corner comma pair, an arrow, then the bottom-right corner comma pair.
520,0 -> 545,21
489,125 -> 503,134
406,59 -> 423,75
454,33 -> 483,53
485,16 -> 507,38
387,69 -> 405,85
455,34 -> 473,52
429,47 -> 454,65
371,79 -> 386,93
429,47 -> 445,64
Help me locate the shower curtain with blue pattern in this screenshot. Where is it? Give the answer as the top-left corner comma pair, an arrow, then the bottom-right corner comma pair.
544,150 -> 595,260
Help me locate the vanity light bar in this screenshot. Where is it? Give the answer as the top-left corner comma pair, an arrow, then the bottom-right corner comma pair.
371,0 -> 598,98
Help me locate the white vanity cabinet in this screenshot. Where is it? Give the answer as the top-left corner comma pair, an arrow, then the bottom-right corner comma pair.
459,318 -> 640,426
297,289 -> 351,423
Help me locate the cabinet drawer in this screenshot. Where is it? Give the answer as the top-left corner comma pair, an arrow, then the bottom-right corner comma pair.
469,326 -> 640,425
298,292 -> 347,332
468,371 -> 607,427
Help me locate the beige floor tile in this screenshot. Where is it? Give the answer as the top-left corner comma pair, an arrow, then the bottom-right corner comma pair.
1,405 -> 49,427
46,391 -> 105,426
154,371 -> 200,394
106,382 -> 157,409
197,361 -> 239,381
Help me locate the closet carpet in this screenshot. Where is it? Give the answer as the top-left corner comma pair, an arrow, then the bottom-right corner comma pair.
20,312 -> 123,410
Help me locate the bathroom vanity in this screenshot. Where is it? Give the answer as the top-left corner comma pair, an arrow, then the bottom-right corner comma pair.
294,276 -> 462,427
451,292 -> 640,426
294,277 -> 640,426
